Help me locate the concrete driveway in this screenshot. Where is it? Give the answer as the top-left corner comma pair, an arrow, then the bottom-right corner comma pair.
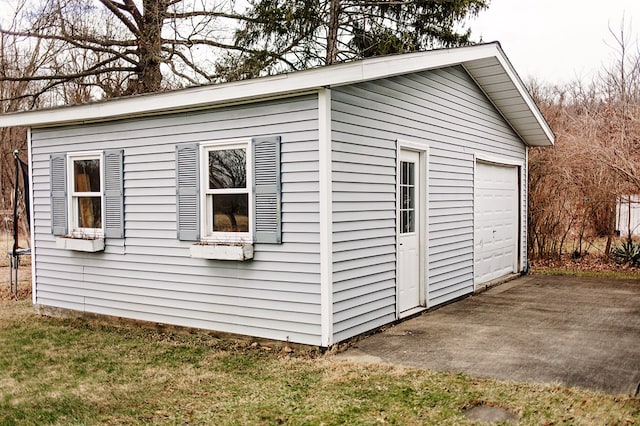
337,275 -> 640,395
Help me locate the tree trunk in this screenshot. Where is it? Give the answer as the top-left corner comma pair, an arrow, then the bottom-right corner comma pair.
325,0 -> 340,65
604,199 -> 616,255
134,0 -> 165,94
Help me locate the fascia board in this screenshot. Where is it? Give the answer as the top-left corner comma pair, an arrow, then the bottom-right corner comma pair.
0,42 -> 555,148
0,77 -> 320,128
359,43 -> 501,81
490,44 -> 556,146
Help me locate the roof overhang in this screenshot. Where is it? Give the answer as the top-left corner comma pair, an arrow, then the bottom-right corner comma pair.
0,42 -> 554,147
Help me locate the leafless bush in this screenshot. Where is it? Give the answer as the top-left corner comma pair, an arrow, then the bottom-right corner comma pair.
528,21 -> 640,260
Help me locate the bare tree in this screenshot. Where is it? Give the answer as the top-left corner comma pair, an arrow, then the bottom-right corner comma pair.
594,19 -> 640,196
0,24 -> 56,240
0,0 -> 257,103
528,83 -> 582,259
527,20 -> 640,261
0,9 -> 108,237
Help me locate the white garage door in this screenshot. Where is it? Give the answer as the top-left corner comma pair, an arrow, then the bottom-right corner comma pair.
474,162 -> 519,285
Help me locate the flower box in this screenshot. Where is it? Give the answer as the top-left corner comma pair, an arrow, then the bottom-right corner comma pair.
189,243 -> 254,261
56,236 -> 105,252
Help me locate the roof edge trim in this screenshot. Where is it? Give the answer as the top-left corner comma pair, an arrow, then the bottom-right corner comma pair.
0,42 -> 555,148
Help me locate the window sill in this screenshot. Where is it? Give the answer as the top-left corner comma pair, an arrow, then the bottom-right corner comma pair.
56,236 -> 105,252
189,243 -> 254,261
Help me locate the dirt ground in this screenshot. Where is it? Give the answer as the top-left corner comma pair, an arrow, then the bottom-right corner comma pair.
532,252 -> 640,274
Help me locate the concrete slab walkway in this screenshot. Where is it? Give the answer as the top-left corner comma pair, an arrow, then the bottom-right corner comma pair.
336,275 -> 640,395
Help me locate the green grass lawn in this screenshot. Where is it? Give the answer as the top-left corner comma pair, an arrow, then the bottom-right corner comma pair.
1,299 -> 639,425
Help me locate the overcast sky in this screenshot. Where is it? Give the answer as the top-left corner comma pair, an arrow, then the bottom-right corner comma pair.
469,0 -> 640,85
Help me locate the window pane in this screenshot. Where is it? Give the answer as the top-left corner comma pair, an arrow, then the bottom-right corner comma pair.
401,161 -> 408,185
74,159 -> 101,192
401,186 -> 408,209
76,196 -> 102,229
399,160 -> 416,234
212,193 -> 249,232
209,149 -> 246,189
401,161 -> 415,186
407,186 -> 415,209
405,210 -> 415,233
406,162 -> 414,185
401,210 -> 407,233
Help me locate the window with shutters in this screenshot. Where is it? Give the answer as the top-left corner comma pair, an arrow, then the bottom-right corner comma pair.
176,136 -> 281,252
68,152 -> 103,238
201,140 -> 252,243
50,149 -> 123,251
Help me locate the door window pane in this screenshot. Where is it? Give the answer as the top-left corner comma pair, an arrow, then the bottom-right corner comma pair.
402,209 -> 415,234
405,162 -> 414,185
212,193 -> 249,232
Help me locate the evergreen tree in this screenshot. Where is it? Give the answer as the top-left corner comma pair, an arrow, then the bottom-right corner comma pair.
215,0 -> 489,80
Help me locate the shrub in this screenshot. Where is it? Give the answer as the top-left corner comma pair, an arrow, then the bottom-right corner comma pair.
611,240 -> 640,266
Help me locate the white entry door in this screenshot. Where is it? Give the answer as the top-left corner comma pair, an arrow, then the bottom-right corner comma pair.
474,162 -> 519,285
398,149 -> 421,315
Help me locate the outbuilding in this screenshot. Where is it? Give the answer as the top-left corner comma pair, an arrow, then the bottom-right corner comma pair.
616,195 -> 640,237
0,42 -> 554,347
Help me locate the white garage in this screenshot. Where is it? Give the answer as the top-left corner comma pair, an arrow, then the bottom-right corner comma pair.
474,161 -> 521,286
2,43 -> 554,347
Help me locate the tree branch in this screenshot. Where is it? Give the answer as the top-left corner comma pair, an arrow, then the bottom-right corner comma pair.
162,47 -> 211,82
0,28 -> 137,48
98,0 -> 140,36
165,10 -> 254,21
122,0 -> 143,28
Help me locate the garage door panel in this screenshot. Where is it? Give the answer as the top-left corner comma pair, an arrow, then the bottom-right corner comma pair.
474,162 -> 519,285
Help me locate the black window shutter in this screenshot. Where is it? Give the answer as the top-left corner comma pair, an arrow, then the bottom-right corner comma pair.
50,154 -> 67,236
253,136 -> 282,244
176,143 -> 200,241
104,149 -> 124,238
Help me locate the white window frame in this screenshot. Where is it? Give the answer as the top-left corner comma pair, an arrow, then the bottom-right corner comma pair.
200,139 -> 253,244
67,151 -> 104,238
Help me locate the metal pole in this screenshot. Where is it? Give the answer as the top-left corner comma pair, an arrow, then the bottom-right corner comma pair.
11,150 -> 19,299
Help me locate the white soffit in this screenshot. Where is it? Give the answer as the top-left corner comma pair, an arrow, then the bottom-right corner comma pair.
0,42 -> 554,147
462,51 -> 555,147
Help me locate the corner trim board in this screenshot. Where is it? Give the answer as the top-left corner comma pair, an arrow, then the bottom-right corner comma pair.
319,89 -> 333,346
28,128 -> 36,305
523,147 -> 529,271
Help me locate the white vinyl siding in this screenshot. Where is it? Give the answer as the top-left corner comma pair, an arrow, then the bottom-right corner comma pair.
330,65 -> 526,336
330,117 -> 397,342
31,95 -> 322,345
